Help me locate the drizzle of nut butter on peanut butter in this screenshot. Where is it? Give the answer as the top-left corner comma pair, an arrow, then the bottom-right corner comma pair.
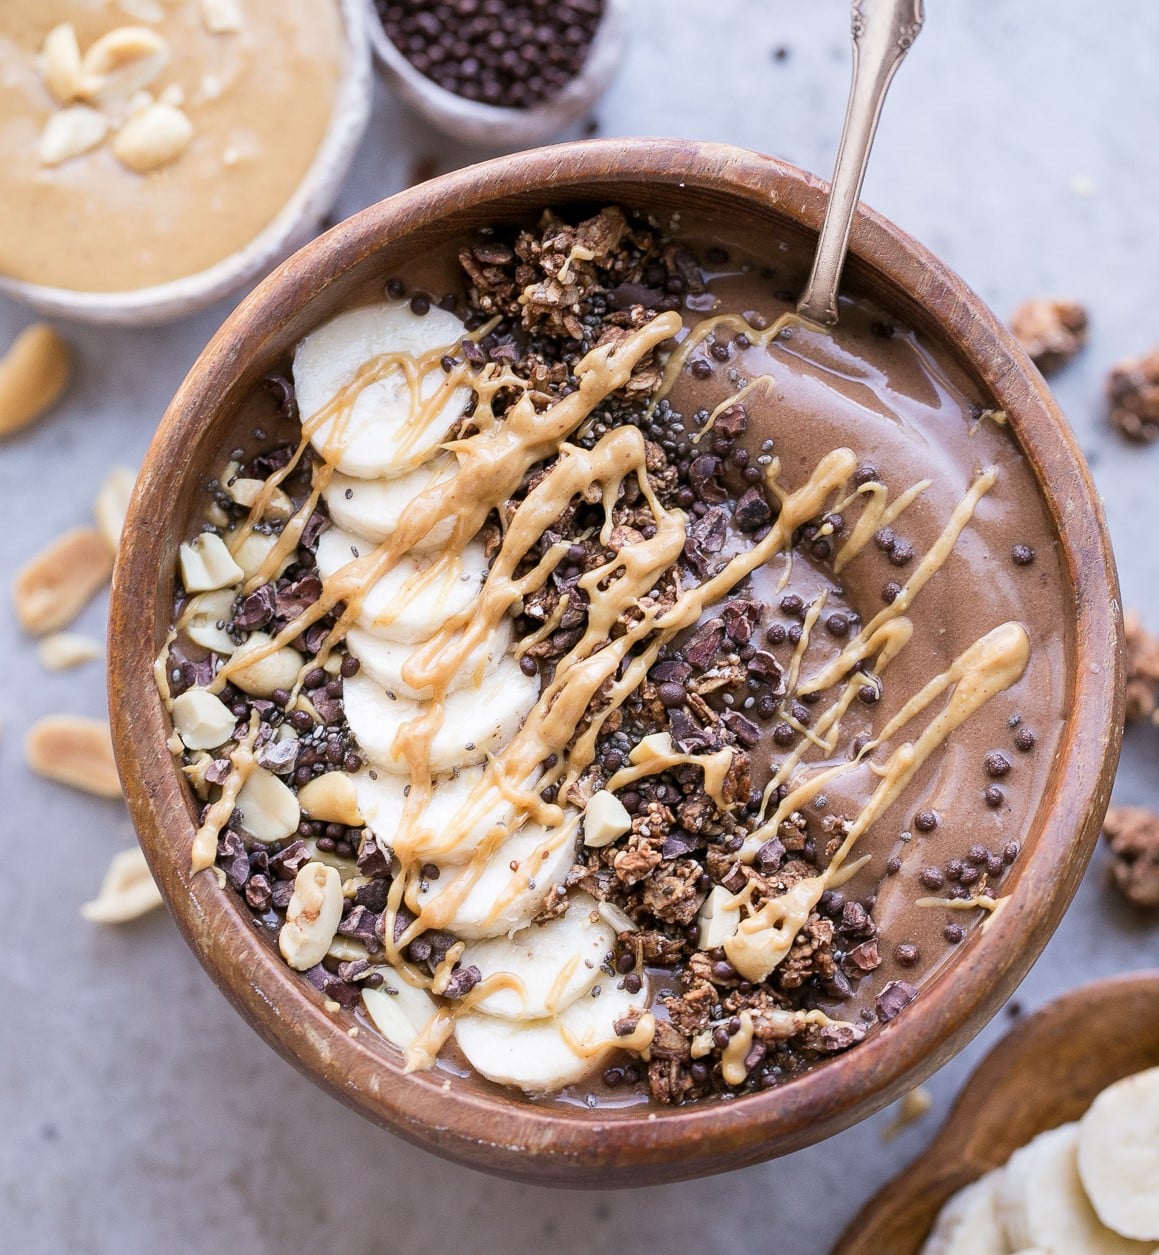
162,301 -> 1041,1067
0,1 -> 342,291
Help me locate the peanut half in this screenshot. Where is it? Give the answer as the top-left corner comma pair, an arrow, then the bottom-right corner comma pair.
93,465 -> 136,555
79,26 -> 169,104
13,527 -> 113,635
81,848 -> 163,923
112,101 -> 193,174
39,23 -> 83,104
279,862 -> 343,970
37,632 -> 102,671
26,715 -> 121,798
0,324 -> 72,438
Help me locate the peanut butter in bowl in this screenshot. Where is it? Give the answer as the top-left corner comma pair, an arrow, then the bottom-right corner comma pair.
0,0 -> 362,304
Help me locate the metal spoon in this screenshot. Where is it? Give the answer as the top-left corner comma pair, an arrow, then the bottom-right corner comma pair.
797,0 -> 925,326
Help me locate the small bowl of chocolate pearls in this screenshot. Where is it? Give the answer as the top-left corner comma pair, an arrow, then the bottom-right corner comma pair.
369,0 -> 628,148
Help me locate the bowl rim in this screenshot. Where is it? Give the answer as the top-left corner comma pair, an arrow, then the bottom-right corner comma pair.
109,136 -> 1124,1186
0,0 -> 372,326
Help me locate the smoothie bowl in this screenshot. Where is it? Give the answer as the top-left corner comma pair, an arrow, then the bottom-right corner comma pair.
108,139 -> 1123,1185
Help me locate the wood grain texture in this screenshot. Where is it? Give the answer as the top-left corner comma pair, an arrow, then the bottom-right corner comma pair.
107,139 -> 1124,1186
834,971 -> 1159,1254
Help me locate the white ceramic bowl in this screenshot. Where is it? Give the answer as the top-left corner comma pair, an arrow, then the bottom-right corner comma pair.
0,0 -> 373,327
367,0 -> 628,149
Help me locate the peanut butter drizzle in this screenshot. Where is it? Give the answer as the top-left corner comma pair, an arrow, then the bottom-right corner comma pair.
604,734 -> 735,809
724,622 -> 1030,982
560,1009 -> 657,1060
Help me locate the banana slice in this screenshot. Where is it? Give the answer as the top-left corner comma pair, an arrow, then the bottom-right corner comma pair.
323,456 -> 457,550
361,972 -> 440,1053
294,302 -> 469,479
996,1123 -> 1150,1254
343,663 -> 538,775
345,620 -> 512,700
920,1169 -> 1007,1255
355,765 -> 498,861
415,816 -> 576,938
316,532 -> 491,645
454,970 -> 648,1093
1078,1066 -> 1159,1241
461,892 -> 614,1021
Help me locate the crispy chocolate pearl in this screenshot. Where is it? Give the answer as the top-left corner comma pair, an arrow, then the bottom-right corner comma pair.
410,293 -> 430,316
787,624 -> 803,644
756,694 -> 777,720
790,701 -> 811,726
1014,726 -> 1037,752
765,623 -> 787,645
888,539 -> 915,567
967,843 -> 989,865
772,722 -> 797,746
385,276 -> 406,299
886,856 -> 902,875
882,580 -> 902,604
959,865 -> 981,886
690,359 -> 712,379
919,866 -> 944,890
1011,544 -> 1036,566
944,924 -> 966,944
657,681 -> 686,708
986,854 -> 1005,877
874,528 -> 896,553
519,655 -> 538,677
1002,840 -> 1021,864
780,593 -> 805,618
894,942 -> 920,966
826,612 -> 850,637
984,751 -> 1012,778
984,785 -> 1005,808
853,464 -> 878,486
913,810 -> 938,833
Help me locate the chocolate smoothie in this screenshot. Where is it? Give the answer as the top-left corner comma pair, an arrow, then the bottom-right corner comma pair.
158,206 -> 1067,1106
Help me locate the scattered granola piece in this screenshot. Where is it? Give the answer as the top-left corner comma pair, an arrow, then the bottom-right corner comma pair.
12,527 -> 113,635
1108,347 -> 1159,443
81,848 -> 163,923
1008,298 -> 1088,374
26,715 -> 121,797
37,632 -> 102,671
1103,806 -> 1159,909
93,465 -> 136,555
0,324 -> 72,438
1124,611 -> 1159,724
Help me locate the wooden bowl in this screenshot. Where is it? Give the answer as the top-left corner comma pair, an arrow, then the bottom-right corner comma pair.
108,138 -> 1124,1186
0,0 -> 372,327
834,971 -> 1159,1254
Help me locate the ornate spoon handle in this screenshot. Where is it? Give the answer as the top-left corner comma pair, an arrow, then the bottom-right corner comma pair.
797,0 -> 925,326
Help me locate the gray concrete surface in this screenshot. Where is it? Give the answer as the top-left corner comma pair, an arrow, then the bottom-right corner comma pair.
2,2 -> 1157,1251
